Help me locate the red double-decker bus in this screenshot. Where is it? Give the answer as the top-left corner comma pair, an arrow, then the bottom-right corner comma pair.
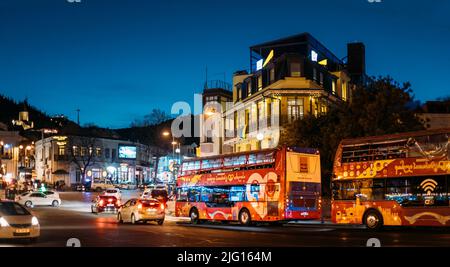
175,146 -> 322,225
331,128 -> 450,230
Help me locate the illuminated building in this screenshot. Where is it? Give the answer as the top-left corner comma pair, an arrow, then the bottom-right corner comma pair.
200,33 -> 367,155
34,135 -> 157,187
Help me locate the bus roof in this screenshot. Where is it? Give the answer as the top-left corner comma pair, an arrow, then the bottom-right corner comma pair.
340,128 -> 450,147
181,146 -> 319,163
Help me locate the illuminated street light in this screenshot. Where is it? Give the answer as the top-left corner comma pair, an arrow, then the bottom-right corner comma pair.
162,131 -> 170,137
19,145 -> 24,149
26,145 -> 32,151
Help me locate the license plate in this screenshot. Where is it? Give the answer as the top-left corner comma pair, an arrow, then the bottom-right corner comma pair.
15,229 -> 30,234
107,204 -> 114,207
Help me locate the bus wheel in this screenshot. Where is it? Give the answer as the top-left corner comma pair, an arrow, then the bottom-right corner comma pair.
239,209 -> 251,226
364,210 -> 383,230
190,208 -> 200,224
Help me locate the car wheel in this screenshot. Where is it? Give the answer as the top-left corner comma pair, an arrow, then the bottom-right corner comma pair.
25,201 -> 33,208
117,213 -> 123,224
190,208 -> 200,224
131,213 -> 137,225
52,200 -> 59,207
157,219 -> 164,225
91,206 -> 97,214
364,209 -> 384,230
239,208 -> 251,226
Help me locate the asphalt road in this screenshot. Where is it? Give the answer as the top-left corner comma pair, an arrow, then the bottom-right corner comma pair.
2,191 -> 450,247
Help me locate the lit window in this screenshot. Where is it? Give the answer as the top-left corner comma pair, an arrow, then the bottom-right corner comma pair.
290,62 -> 301,77
332,80 -> 336,94
247,81 -> 252,96
342,81 -> 347,101
269,68 -> 275,82
288,97 -> 304,122
257,75 -> 263,91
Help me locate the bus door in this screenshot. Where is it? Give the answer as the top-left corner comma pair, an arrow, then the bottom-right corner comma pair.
285,151 -> 321,219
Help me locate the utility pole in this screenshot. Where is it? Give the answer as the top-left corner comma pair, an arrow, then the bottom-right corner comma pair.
76,109 -> 80,125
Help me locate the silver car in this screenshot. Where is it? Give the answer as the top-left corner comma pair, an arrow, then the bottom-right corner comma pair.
0,201 -> 40,241
117,198 -> 165,225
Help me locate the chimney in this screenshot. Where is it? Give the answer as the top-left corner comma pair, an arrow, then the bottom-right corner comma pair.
347,42 -> 366,76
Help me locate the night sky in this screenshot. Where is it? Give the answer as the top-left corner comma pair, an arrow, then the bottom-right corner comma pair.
0,0 -> 449,128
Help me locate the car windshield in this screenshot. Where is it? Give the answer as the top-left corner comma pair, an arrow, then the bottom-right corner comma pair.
106,190 -> 117,193
0,202 -> 31,216
151,190 -> 168,198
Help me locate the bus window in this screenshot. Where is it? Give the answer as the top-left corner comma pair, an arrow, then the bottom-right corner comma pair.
230,186 -> 246,202
194,161 -> 201,171
210,158 -> 222,168
187,187 -> 201,202
200,187 -> 214,202
236,155 -> 247,166
202,159 -> 211,169
177,187 -> 188,202
224,157 -> 233,167
248,154 -> 257,165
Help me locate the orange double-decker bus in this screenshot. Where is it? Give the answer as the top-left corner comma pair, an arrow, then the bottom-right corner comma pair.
175,146 -> 322,225
331,128 -> 450,230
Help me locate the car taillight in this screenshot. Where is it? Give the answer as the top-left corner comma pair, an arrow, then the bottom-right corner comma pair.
99,200 -> 104,206
138,203 -> 143,210
116,200 -> 121,206
160,203 -> 165,210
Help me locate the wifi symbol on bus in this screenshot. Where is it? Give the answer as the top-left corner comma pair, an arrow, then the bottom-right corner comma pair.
420,179 -> 438,195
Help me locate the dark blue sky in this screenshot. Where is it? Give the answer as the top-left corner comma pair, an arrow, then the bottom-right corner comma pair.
1,0 -> 449,128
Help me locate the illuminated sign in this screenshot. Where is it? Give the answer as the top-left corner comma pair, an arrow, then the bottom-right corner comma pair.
263,50 -> 274,68
256,59 -> 263,71
118,145 -> 137,159
311,50 -> 318,62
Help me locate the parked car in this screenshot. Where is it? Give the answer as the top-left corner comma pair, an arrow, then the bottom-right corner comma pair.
117,198 -> 165,225
73,183 -> 86,192
15,191 -> 61,208
91,195 -> 120,214
0,201 -> 40,241
102,188 -> 122,200
90,179 -> 115,192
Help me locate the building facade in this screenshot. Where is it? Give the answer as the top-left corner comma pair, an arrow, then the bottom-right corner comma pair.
35,135 -> 156,187
0,130 -> 35,182
199,33 -> 366,156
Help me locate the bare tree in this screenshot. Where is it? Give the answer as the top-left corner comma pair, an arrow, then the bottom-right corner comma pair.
68,136 -> 99,184
131,108 -> 171,127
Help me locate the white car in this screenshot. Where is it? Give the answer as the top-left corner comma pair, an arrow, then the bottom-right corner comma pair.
102,188 -> 122,200
117,198 -> 165,225
15,191 -> 61,208
0,201 -> 40,241
91,179 -> 115,192
119,182 -> 137,190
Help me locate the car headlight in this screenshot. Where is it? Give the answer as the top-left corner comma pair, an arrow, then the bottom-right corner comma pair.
31,216 -> 39,226
0,217 -> 9,227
